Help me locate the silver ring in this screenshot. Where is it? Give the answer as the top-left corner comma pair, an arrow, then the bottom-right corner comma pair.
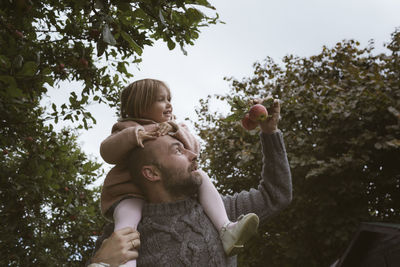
130,239 -> 136,249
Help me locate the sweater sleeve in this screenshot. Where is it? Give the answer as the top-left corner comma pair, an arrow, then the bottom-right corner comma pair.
222,130 -> 292,225
100,122 -> 145,164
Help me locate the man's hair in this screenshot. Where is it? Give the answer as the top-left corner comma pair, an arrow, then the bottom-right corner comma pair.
128,142 -> 159,193
120,78 -> 171,119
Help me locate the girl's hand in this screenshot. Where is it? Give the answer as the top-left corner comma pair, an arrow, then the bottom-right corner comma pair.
137,129 -> 158,148
157,122 -> 174,136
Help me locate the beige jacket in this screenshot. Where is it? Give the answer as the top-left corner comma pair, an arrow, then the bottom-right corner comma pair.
100,118 -> 199,219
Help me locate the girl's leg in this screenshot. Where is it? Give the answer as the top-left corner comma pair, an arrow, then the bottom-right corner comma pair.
198,170 -> 259,256
197,170 -> 230,230
113,198 -> 144,267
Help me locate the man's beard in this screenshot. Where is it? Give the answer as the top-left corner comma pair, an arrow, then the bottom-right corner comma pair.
157,161 -> 202,198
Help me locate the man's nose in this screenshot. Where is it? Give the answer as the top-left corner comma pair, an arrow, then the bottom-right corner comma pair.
184,149 -> 197,162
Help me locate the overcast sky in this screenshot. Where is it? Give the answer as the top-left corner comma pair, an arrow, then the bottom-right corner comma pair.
45,0 -> 400,184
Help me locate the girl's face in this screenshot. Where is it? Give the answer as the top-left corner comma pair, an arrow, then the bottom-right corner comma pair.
141,86 -> 173,122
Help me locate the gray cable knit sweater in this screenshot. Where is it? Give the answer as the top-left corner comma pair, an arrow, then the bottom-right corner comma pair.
91,131 -> 292,267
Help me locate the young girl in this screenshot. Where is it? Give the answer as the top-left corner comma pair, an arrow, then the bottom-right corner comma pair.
100,78 -> 259,267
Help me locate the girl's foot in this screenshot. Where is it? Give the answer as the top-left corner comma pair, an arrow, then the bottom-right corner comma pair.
219,213 -> 259,256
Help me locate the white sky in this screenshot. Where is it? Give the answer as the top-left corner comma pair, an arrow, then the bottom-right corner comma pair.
45,0 -> 400,185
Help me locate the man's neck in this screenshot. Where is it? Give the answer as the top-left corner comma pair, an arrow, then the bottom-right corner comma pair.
146,189 -> 188,203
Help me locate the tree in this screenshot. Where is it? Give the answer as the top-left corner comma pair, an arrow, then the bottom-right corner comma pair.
0,120 -> 103,266
0,0 -> 220,265
0,0 -> 220,129
194,29 -> 400,266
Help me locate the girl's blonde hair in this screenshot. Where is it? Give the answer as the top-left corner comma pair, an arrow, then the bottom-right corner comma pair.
120,78 -> 171,118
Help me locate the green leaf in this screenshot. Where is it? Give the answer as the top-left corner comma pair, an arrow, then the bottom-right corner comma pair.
41,67 -> 52,75
120,31 -> 143,55
97,40 -> 107,57
180,45 -> 188,56
167,40 -> 176,50
223,112 -> 244,122
7,87 -> 24,98
117,62 -> 127,74
44,76 -> 55,87
262,98 -> 274,108
159,9 -> 167,26
13,55 -> 24,69
0,76 -> 23,98
0,55 -> 10,68
102,24 -> 116,45
0,75 -> 17,89
17,61 -> 38,76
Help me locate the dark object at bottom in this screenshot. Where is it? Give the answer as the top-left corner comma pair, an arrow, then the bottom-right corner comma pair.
331,222 -> 400,267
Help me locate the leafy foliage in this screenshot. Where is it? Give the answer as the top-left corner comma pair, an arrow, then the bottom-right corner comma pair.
0,115 -> 104,266
194,29 -> 400,266
0,0 -> 219,265
0,0 -> 220,128
223,96 -> 274,123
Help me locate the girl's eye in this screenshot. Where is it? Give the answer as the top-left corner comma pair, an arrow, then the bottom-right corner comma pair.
176,148 -> 183,154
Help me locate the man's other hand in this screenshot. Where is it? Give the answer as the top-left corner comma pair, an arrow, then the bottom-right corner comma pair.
91,227 -> 140,267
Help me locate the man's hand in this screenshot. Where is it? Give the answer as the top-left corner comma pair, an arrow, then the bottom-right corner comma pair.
91,227 -> 140,267
253,98 -> 281,134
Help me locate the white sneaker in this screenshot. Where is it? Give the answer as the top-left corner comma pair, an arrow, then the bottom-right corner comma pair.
220,213 -> 259,256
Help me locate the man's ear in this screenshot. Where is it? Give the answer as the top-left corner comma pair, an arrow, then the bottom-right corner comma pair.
141,165 -> 161,182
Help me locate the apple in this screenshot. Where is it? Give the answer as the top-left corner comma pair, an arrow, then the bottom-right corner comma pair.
59,63 -> 65,69
249,104 -> 268,122
241,113 -> 258,130
14,30 -> 24,39
89,29 -> 100,39
79,58 -> 89,68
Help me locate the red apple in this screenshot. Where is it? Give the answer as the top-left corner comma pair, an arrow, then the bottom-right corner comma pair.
241,113 -> 258,130
79,58 -> 88,68
249,104 -> 268,122
59,63 -> 65,69
14,30 -> 24,39
89,29 -> 100,39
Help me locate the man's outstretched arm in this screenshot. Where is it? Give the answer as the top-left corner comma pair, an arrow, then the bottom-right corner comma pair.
222,130 -> 292,224
222,98 -> 293,224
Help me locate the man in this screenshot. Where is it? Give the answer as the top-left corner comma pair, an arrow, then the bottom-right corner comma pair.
89,99 -> 292,266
